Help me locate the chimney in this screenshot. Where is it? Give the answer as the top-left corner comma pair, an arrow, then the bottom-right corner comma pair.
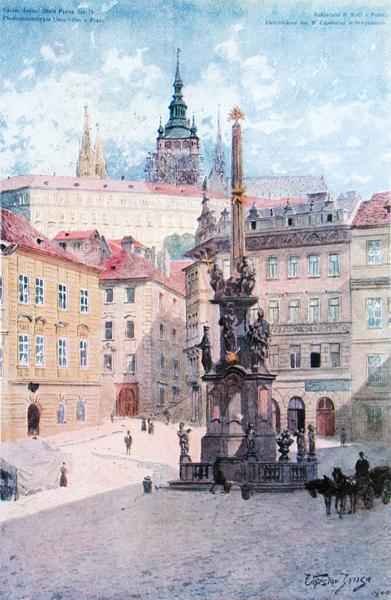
121,236 -> 135,255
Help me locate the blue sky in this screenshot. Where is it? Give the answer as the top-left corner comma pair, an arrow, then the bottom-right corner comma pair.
0,0 -> 390,197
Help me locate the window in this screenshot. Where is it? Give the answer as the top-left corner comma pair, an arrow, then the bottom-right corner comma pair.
80,339 -> 88,368
367,298 -> 382,329
367,406 -> 383,433
57,403 -> 65,424
288,299 -> 300,323
104,354 -> 113,371
105,288 -> 113,303
288,256 -> 299,278
35,278 -> 44,305
172,328 -> 177,341
308,298 -> 320,323
310,344 -> 321,368
159,293 -> 164,309
125,287 -> 135,303
126,353 -> 136,374
368,354 -> 387,386
160,324 -> 165,339
330,343 -> 341,368
80,289 -> 89,313
58,284 -> 67,310
35,335 -> 45,367
367,240 -> 383,265
270,346 -> 279,370
160,354 -> 165,369
76,399 -> 86,422
126,320 -> 134,339
290,345 -> 301,369
267,256 -> 278,279
172,386 -> 179,402
159,385 -> 165,406
18,335 -> 29,366
268,300 -> 279,324
328,297 -> 341,322
18,274 -> 29,303
105,321 -> 113,340
173,359 -> 179,377
308,255 -> 320,277
328,254 -> 341,277
58,338 -> 68,368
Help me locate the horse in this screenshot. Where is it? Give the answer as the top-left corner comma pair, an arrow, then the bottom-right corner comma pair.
305,476 -> 339,516
332,467 -> 357,514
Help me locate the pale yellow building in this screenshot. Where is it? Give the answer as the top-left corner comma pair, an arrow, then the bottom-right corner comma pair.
351,193 -> 391,441
0,209 -> 102,441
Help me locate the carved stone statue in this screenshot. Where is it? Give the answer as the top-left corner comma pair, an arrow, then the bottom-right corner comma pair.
219,304 -> 237,354
177,422 -> 192,462
276,429 -> 294,462
196,326 -> 213,373
295,428 -> 306,462
253,309 -> 270,361
237,256 -> 255,296
224,276 -> 238,297
307,424 -> 316,459
245,422 -> 257,459
209,262 -> 225,297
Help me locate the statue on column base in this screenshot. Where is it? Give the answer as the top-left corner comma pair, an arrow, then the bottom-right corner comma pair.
276,429 -> 294,462
245,423 -> 258,461
177,422 -> 192,463
196,326 -> 213,373
295,428 -> 306,463
307,424 -> 317,462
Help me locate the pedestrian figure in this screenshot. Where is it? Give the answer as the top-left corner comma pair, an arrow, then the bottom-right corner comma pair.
124,430 -> 132,455
148,418 -> 154,435
355,451 -> 370,479
110,410 -> 114,423
209,458 -> 231,494
340,427 -> 347,447
141,417 -> 147,432
163,408 -> 170,425
59,462 -> 68,487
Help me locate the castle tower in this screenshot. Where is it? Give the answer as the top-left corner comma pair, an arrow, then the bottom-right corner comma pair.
76,105 -> 95,177
208,107 -> 226,193
94,123 -> 107,178
144,49 -> 201,185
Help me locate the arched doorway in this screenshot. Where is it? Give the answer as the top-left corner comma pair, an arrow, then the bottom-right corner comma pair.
287,397 -> 305,432
116,387 -> 138,417
317,397 -> 335,436
27,404 -> 40,436
272,399 -> 281,433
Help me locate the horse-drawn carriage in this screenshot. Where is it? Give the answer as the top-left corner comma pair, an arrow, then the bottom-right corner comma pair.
305,465 -> 391,516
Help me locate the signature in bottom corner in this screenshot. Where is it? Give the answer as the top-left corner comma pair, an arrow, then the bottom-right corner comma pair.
304,572 -> 372,594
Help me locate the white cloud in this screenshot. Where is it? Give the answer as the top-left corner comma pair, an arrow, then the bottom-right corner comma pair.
250,112 -> 303,135
40,44 -> 73,65
346,136 -> 362,148
101,48 -> 163,89
348,174 -> 372,184
19,68 -> 35,81
306,101 -> 374,139
302,151 -> 341,169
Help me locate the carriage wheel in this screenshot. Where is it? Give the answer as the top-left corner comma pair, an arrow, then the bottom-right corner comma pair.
364,485 -> 375,509
382,479 -> 391,505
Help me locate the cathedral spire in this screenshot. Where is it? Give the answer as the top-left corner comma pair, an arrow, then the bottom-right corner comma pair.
76,105 -> 95,177
166,48 -> 188,131
207,106 -> 226,193
94,123 -> 107,179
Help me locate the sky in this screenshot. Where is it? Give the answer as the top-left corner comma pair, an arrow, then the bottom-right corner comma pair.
0,0 -> 390,197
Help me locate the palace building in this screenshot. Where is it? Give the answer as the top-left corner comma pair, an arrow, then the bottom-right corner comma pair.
0,210 -> 102,442
144,49 -> 201,185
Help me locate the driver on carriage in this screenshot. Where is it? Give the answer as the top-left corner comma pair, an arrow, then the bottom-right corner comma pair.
355,451 -> 370,480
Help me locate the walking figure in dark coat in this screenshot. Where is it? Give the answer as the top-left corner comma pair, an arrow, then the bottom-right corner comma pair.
124,430 -> 132,455
59,462 -> 68,487
340,427 -> 347,447
148,418 -> 154,435
141,417 -> 147,432
355,452 -> 370,479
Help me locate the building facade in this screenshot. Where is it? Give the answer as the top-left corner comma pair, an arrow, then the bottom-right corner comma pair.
144,50 -> 201,185
185,191 -> 361,436
351,192 -> 391,441
99,242 -> 188,420
0,210 -> 102,442
0,175 -> 228,251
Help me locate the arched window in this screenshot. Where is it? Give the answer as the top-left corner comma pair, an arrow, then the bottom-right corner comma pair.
76,399 -> 86,422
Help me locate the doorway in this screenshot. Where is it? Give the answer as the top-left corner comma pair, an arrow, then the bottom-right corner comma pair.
316,397 -> 335,436
116,386 -> 138,417
27,404 -> 40,436
287,397 -> 305,432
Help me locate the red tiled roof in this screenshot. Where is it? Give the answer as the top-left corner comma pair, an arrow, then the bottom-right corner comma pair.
100,249 -> 184,296
352,192 -> 391,227
110,237 -> 145,249
0,175 -> 227,200
170,259 -> 194,272
53,229 -> 99,241
0,209 -> 100,271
